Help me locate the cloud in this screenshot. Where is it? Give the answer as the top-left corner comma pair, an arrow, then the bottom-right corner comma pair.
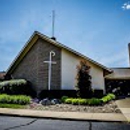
122,2 -> 130,10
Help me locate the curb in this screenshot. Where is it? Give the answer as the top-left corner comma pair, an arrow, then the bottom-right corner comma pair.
0,113 -> 126,123
0,109 -> 127,123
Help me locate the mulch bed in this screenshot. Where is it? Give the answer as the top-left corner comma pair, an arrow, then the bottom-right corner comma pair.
26,101 -> 121,113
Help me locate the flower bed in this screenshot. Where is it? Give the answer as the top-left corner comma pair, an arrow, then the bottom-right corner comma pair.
26,93 -> 120,113
26,100 -> 120,113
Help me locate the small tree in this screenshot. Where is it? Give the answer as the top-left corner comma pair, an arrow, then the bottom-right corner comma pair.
76,60 -> 92,98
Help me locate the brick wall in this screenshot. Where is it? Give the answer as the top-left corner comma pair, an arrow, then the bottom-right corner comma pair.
12,38 -> 61,94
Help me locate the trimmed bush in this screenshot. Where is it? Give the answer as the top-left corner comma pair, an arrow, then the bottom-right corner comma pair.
101,96 -> 110,103
0,94 -> 31,105
78,99 -> 87,105
107,93 -> 116,99
64,98 -> 102,105
61,96 -> 68,103
0,103 -> 25,109
65,98 -> 88,105
65,98 -> 73,104
63,93 -> 116,106
72,99 -> 79,105
101,93 -> 116,103
88,98 -> 102,105
0,79 -> 36,97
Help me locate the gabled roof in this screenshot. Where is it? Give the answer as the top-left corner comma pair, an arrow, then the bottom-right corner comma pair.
7,31 -> 112,74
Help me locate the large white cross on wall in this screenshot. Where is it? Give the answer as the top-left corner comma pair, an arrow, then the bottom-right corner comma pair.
44,51 -> 56,90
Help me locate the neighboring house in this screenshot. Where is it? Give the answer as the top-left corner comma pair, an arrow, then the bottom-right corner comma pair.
6,31 -> 130,96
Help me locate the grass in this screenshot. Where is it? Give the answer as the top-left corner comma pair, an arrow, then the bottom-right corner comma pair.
0,103 -> 25,109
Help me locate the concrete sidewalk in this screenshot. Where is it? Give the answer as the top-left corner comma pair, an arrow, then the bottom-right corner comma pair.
0,108 -> 127,122
116,98 -> 130,122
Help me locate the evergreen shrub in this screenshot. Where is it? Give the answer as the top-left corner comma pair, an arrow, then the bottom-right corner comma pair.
76,60 -> 93,98
0,79 -> 36,97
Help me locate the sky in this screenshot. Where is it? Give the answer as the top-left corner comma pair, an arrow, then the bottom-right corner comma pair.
0,0 -> 130,71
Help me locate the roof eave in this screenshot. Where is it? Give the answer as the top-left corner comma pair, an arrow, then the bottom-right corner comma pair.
7,31 -> 112,74
35,31 -> 112,72
6,31 -> 39,74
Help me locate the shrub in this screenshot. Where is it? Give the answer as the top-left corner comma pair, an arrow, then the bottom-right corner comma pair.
0,79 -> 36,97
72,99 -> 79,105
0,94 -> 31,105
88,98 -> 102,105
63,93 -> 116,106
78,99 -> 87,105
0,103 -> 25,109
107,93 -> 116,100
64,98 -> 102,106
61,96 -> 68,103
65,98 -> 73,104
101,93 -> 116,103
101,96 -> 110,103
76,60 -> 92,98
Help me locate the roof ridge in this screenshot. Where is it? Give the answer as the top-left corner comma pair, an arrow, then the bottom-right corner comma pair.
35,31 -> 112,72
7,31 -> 112,74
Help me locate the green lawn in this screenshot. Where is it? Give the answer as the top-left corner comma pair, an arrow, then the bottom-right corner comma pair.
0,103 -> 25,109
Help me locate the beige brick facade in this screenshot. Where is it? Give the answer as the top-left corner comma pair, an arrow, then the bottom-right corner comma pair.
12,38 -> 61,94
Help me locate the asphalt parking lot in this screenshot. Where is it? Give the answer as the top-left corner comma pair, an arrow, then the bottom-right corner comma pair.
0,116 -> 130,130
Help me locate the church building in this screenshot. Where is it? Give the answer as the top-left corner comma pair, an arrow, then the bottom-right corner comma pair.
6,31 -> 130,96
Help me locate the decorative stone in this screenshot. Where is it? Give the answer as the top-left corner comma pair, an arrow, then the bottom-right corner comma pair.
40,98 -> 51,105
32,98 -> 40,103
102,109 -> 105,112
51,99 -> 60,105
115,108 -> 121,113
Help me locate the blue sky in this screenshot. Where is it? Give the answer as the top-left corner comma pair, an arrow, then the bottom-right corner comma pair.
0,0 -> 130,71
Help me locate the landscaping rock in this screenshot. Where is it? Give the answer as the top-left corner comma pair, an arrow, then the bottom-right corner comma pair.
115,108 -> 121,113
32,98 -> 40,103
40,98 -> 51,105
26,101 -> 121,113
51,99 -> 60,105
